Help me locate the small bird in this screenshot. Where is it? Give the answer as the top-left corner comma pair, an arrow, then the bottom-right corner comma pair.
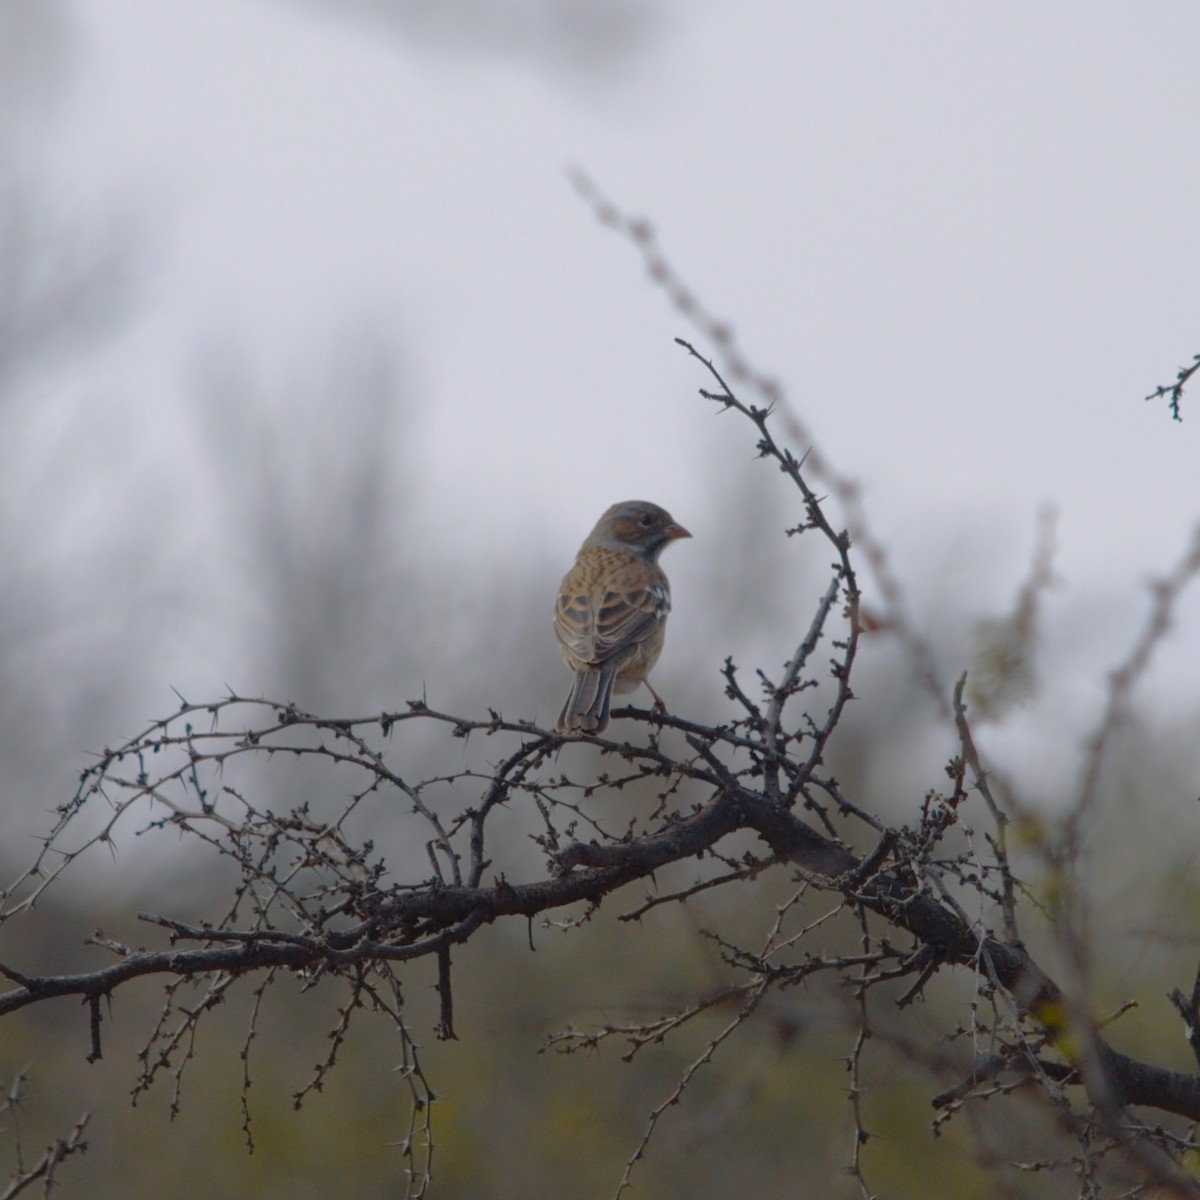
554,500 -> 691,734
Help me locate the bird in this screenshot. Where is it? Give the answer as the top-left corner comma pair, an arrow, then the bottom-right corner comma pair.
554,500 -> 691,734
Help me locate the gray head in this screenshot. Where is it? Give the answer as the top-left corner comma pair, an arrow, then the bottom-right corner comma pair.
583,500 -> 692,561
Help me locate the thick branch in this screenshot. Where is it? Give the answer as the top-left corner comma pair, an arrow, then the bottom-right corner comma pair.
0,793 -> 745,1019
6,780 -> 1199,1126
739,796 -> 1200,1121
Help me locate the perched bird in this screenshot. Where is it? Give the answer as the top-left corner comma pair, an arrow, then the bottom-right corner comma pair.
554,500 -> 691,734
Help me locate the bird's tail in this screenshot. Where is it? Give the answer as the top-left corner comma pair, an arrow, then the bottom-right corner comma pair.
556,668 -> 616,733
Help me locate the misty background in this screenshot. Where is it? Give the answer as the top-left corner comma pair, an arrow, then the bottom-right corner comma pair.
2,2 -> 1200,1196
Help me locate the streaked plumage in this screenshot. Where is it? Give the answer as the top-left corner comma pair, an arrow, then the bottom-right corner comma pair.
554,500 -> 691,734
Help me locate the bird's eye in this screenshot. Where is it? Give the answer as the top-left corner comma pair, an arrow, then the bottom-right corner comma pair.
639,514 -> 654,527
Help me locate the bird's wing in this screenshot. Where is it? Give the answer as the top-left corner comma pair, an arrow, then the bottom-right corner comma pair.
556,561 -> 670,668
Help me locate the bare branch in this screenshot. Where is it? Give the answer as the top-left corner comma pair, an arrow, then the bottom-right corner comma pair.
1145,351 -> 1200,421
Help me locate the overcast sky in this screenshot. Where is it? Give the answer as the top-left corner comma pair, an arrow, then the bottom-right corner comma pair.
14,1 -> 1200,795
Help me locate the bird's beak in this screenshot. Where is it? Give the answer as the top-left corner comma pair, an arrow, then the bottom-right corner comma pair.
665,522 -> 692,541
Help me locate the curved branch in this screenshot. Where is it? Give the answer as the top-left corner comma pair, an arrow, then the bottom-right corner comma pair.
6,762 -> 1200,1128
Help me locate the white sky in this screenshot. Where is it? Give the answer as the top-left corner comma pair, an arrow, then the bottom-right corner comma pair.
19,0 -> 1200,791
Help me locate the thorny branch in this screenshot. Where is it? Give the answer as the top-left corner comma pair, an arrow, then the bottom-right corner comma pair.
0,1077 -> 88,1200
1145,351 -> 1200,422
